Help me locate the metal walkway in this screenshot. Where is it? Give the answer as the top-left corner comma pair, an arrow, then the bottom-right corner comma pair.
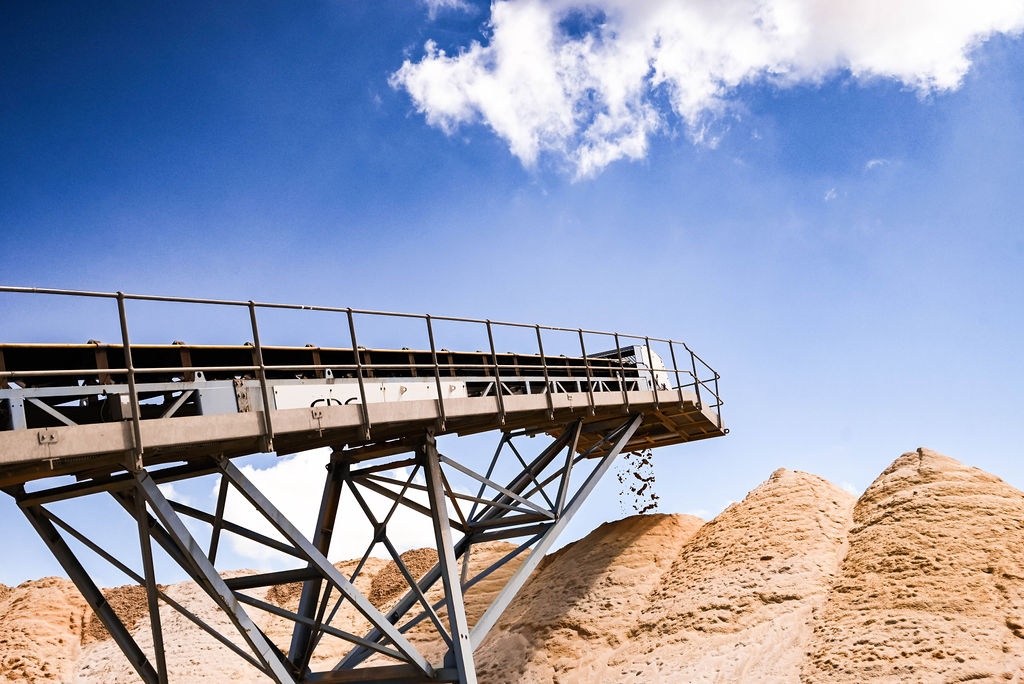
0,287 -> 726,684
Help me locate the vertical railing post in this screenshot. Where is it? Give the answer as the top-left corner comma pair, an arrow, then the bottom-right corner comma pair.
535,325 -> 555,421
248,302 -> 274,451
346,308 -> 372,439
485,321 -> 506,425
116,292 -> 144,468
425,315 -> 447,431
714,373 -> 723,428
687,344 -> 702,410
668,341 -> 685,405
613,333 -> 631,415
577,329 -> 596,416
645,336 -> 659,410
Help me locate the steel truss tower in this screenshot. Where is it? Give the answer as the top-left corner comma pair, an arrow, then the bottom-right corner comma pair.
0,286 -> 725,684
6,415 -> 642,683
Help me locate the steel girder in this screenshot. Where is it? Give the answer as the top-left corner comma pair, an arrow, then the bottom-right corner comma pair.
5,414 -> 642,684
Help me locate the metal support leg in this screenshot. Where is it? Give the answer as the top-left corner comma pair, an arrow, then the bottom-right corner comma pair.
469,414 -> 641,649
218,459 -> 433,678
133,487 -> 169,684
133,471 -> 298,683
337,417 -> 633,675
474,420 -> 580,525
16,494 -> 160,684
290,455 -> 347,670
422,433 -> 477,684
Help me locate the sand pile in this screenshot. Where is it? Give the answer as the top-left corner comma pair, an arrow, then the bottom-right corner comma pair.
81,584 -> 155,644
5,447 -> 1024,682
367,541 -> 524,666
803,448 -> 1024,682
368,547 -> 438,606
0,584 -> 11,603
475,513 -> 703,683
612,468 -> 856,682
0,576 -> 88,683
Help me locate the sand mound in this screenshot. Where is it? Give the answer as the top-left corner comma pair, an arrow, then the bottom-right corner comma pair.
82,584 -> 157,645
803,447 -> 1024,682
367,541 -> 523,667
8,448 -> 1024,682
614,468 -> 856,682
264,558 -> 392,613
0,577 -> 89,683
0,584 -> 11,604
369,548 -> 439,607
475,513 -> 703,684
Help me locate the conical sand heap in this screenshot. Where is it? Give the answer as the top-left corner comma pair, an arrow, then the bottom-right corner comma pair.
612,468 -> 855,681
803,448 -> 1024,682
3,448 -> 1024,682
475,513 -> 704,683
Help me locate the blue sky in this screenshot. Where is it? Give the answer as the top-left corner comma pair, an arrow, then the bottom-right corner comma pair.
1,1 -> 1023,586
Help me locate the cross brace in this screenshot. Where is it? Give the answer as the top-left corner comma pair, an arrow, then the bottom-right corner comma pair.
5,414 -> 642,683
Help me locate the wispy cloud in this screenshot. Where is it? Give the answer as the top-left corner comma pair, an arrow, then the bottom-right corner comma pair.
865,158 -> 891,170
393,0 -> 1024,178
839,481 -> 862,497
824,187 -> 838,202
422,0 -> 472,20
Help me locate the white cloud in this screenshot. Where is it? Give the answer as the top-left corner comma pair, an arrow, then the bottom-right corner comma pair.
217,449 -> 436,569
865,158 -> 890,170
824,187 -> 838,201
158,482 -> 191,507
840,481 -> 862,497
392,0 -> 1024,178
423,0 -> 473,20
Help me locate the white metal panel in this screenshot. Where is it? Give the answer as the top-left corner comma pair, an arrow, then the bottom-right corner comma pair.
271,380 -> 467,411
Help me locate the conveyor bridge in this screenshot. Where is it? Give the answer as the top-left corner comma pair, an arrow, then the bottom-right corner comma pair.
0,287 -> 725,684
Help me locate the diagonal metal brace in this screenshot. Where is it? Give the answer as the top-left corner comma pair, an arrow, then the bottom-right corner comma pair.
217,458 -> 434,678
133,471 -> 299,683
468,414 -> 641,649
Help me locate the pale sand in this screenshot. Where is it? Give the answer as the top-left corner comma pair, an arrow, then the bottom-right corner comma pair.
3,448 -> 1024,682
802,448 -> 1024,682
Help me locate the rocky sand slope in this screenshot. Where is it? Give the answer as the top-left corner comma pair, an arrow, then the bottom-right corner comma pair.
2,448 -> 1023,682
802,448 -> 1024,682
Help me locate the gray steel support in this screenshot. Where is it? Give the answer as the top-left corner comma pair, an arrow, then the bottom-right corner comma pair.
335,418 -> 621,676
468,414 -> 641,649
218,459 -> 433,678
133,488 -> 169,684
554,421 -> 582,514
422,433 -> 477,684
133,471 -> 298,683
207,472 -> 229,563
474,421 -> 580,524
16,496 -> 160,684
289,456 -> 347,670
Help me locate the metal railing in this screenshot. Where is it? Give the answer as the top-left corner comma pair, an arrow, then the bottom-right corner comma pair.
0,286 -> 724,455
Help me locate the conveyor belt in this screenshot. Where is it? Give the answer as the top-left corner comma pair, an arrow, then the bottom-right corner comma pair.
0,342 -> 724,487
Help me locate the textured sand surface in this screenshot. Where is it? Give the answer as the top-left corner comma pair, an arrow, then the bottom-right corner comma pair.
803,448 -> 1024,682
4,448 -> 1024,682
0,577 -> 88,683
474,513 -> 704,684
81,585 -> 155,645
612,468 -> 855,682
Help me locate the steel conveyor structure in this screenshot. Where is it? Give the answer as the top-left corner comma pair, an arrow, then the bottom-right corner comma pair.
0,287 -> 726,684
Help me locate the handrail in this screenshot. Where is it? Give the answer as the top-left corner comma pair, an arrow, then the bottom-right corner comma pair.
0,286 -> 723,443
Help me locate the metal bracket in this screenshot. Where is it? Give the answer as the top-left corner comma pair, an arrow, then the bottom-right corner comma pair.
36,429 -> 58,445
